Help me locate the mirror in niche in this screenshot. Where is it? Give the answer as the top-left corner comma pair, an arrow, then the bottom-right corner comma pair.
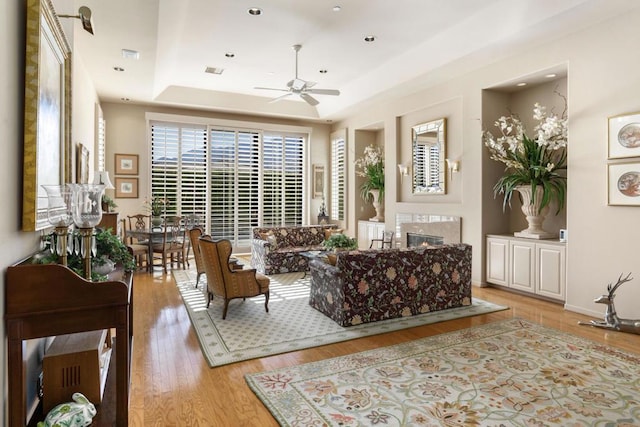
412,118 -> 446,194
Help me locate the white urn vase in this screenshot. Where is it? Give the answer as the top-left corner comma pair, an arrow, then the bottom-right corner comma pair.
513,185 -> 556,239
369,189 -> 384,222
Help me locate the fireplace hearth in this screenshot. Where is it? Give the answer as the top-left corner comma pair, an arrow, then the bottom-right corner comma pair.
396,214 -> 461,248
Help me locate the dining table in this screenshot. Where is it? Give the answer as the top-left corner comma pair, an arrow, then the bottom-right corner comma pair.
125,227 -> 168,272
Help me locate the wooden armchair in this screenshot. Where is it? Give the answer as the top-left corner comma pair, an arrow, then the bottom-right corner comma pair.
369,230 -> 394,249
151,216 -> 187,273
188,227 -> 206,288
198,235 -> 270,319
121,218 -> 149,271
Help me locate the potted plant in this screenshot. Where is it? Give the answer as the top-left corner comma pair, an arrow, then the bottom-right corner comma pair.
354,144 -> 385,221
483,101 -> 567,238
101,194 -> 117,213
144,196 -> 170,226
323,233 -> 357,251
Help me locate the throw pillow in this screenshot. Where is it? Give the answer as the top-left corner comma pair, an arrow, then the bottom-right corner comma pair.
259,231 -> 278,249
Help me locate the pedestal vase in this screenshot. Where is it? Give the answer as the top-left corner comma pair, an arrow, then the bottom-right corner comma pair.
514,185 -> 556,239
369,189 -> 384,222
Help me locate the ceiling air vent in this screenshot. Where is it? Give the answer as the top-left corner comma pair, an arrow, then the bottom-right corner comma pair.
205,67 -> 224,75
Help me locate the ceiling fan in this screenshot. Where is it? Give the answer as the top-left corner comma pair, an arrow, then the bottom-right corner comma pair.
255,44 -> 340,106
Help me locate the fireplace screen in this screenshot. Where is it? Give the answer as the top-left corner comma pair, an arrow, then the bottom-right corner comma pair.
407,232 -> 444,247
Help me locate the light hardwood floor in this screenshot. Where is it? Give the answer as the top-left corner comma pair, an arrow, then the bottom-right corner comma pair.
128,267 -> 640,426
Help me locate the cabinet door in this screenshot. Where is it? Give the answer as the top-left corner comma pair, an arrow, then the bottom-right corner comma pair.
536,243 -> 566,300
509,240 -> 535,292
486,237 -> 509,286
357,221 -> 368,249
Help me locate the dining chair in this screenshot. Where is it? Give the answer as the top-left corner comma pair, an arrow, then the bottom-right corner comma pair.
198,235 -> 270,319
151,215 -> 187,273
183,213 -> 203,268
127,214 -> 151,244
369,230 -> 394,249
121,218 -> 150,271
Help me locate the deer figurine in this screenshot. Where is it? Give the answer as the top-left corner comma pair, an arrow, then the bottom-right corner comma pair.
579,272 -> 640,334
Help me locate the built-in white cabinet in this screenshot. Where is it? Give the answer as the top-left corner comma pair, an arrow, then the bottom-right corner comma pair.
358,220 -> 386,249
486,235 -> 566,301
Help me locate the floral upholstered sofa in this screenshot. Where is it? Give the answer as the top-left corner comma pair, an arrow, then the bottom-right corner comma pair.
308,243 -> 472,326
251,225 -> 338,275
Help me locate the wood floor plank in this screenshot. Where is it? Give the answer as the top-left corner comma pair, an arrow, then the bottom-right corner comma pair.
127,268 -> 640,426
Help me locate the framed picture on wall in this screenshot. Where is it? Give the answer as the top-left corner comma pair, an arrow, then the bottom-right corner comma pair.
313,164 -> 324,198
608,112 -> 640,159
115,153 -> 139,175
115,177 -> 139,198
608,162 -> 640,205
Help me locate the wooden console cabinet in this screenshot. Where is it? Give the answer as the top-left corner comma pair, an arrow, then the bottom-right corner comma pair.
5,263 -> 133,426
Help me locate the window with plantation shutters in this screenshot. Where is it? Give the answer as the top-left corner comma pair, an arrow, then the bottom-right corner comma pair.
331,134 -> 346,221
151,120 -> 306,250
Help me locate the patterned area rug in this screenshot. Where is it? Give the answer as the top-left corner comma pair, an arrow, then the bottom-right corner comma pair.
245,318 -> 640,426
173,268 -> 507,368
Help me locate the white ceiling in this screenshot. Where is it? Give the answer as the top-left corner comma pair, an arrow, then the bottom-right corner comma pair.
63,0 -> 638,122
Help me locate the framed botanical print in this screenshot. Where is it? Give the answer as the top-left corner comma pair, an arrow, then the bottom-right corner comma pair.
313,164 -> 324,198
115,153 -> 139,175
608,112 -> 640,159
115,177 -> 139,198
608,162 -> 640,206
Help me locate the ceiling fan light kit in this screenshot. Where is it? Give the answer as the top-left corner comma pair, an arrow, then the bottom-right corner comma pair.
255,44 -> 340,106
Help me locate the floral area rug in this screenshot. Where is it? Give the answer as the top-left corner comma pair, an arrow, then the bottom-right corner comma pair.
245,319 -> 640,426
172,268 -> 507,368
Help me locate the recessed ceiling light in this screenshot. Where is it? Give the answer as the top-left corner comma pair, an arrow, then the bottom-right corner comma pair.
545,73 -> 557,78
121,49 -> 139,60
364,35 -> 376,42
120,97 -> 130,101
516,82 -> 527,87
225,52 -> 235,58
113,66 -> 124,72
319,69 -> 328,74
332,5 -> 341,12
248,7 -> 262,16
205,66 -> 224,75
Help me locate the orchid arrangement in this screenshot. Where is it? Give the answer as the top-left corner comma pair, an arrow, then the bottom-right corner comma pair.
354,144 -> 385,202
483,102 -> 567,213
144,196 -> 171,216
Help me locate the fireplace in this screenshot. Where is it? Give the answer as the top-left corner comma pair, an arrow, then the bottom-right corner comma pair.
407,232 -> 444,247
396,214 -> 461,248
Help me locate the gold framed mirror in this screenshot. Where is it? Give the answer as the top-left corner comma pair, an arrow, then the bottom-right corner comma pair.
22,0 -> 72,231
412,118 -> 446,195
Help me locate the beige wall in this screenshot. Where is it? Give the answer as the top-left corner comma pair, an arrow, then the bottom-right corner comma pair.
333,8 -> 640,319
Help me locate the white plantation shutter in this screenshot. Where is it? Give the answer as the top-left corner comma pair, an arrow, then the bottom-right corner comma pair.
263,133 -> 304,227
151,121 -> 306,249
331,136 -> 345,221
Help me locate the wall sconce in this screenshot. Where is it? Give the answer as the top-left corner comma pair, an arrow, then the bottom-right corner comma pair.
397,163 -> 410,184
58,6 -> 95,35
445,159 -> 460,180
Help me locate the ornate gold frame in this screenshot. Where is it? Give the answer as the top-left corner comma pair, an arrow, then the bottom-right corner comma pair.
22,0 -> 72,231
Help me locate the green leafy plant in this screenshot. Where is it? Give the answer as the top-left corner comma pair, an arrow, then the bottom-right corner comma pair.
36,228 -> 136,280
354,144 -> 385,203
102,194 -> 117,212
323,233 -> 357,251
144,196 -> 171,216
483,102 -> 567,214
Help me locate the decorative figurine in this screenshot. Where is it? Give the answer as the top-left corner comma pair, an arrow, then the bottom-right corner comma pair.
37,393 -> 96,427
579,272 -> 640,335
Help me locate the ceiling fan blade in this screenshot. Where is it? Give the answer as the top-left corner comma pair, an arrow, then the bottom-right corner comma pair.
306,88 -> 340,96
300,93 -> 319,106
254,86 -> 289,92
269,92 -> 293,103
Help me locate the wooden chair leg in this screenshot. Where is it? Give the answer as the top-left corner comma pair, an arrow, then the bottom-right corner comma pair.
264,291 -> 270,313
222,299 -> 230,319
